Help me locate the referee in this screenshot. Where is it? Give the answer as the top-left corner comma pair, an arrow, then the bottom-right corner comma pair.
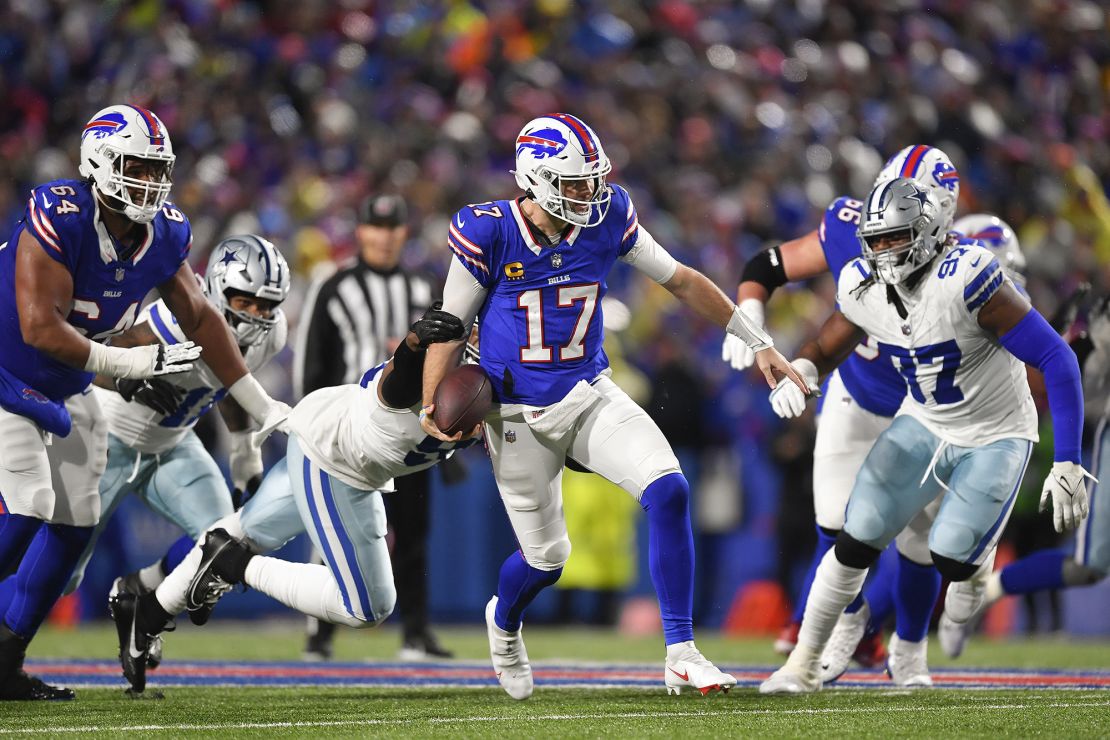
296,194 -> 452,661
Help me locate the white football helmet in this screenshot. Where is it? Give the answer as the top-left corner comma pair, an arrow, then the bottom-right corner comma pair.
875,145 -> 960,230
512,113 -> 612,227
78,104 -> 175,224
204,235 -> 290,346
858,178 -> 948,286
952,213 -> 1026,287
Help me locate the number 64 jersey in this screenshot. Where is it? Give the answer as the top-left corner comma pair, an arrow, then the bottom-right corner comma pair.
836,243 -> 1038,448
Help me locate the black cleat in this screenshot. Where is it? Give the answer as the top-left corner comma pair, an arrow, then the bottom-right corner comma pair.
399,631 -> 455,661
185,529 -> 250,625
110,591 -> 154,693
0,671 -> 75,701
303,618 -> 335,662
111,571 -> 152,598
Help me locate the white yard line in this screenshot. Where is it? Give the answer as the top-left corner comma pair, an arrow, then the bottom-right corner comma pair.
2,700 -> 1109,735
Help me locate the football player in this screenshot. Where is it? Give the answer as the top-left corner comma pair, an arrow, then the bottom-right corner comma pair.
938,293 -> 1108,658
723,145 -> 962,670
0,106 -> 288,701
109,305 -> 470,694
63,235 -> 288,616
759,179 -> 1091,694
419,113 -> 809,699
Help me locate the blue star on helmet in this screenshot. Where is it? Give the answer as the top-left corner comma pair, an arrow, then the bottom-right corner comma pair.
218,248 -> 243,266
908,188 -> 929,210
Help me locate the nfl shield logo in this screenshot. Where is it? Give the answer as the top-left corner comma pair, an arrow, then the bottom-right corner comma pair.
505,430 -> 517,443
115,268 -> 125,282
550,253 -> 563,269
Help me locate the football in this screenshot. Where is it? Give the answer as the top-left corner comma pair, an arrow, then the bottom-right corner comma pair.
432,364 -> 492,436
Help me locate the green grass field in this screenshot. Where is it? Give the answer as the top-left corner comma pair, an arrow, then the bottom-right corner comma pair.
3,622 -> 1108,738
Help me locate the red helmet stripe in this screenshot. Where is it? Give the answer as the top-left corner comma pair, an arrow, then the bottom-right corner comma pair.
551,113 -> 600,163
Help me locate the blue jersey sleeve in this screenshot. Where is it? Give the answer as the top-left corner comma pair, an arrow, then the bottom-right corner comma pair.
818,196 -> 865,282
447,205 -> 498,288
610,185 -> 640,256
148,202 -> 193,285
23,181 -> 89,272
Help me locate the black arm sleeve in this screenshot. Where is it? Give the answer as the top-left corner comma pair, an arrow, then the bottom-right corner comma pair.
380,340 -> 426,409
740,246 -> 788,295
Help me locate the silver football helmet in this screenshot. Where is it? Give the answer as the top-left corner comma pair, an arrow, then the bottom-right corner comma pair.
952,213 -> 1026,287
512,113 -> 612,227
78,104 -> 175,223
204,235 -> 290,346
858,178 -> 947,286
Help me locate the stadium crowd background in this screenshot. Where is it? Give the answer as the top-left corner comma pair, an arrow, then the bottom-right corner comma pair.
2,0 -> 1108,635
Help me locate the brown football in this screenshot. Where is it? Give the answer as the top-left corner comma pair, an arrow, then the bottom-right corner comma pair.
432,364 -> 492,436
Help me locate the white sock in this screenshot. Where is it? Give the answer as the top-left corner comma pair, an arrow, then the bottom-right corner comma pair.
244,556 -> 359,627
985,571 -> 1005,605
666,640 -> 698,663
791,550 -> 868,671
154,512 -> 246,616
138,562 -> 165,591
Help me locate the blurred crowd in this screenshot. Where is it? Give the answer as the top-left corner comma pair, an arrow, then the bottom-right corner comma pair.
3,0 -> 1110,619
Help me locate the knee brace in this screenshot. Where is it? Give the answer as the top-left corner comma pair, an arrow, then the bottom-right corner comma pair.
834,531 -> 882,570
931,552 -> 979,582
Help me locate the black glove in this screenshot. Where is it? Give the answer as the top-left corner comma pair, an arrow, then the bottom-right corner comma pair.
231,474 -> 263,510
411,301 -> 465,348
115,377 -> 185,416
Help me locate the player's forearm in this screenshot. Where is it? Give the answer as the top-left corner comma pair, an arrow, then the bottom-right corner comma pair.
422,340 -> 465,407
665,265 -> 735,328
798,312 -> 866,379
20,309 -> 94,369
182,302 -> 249,388
218,395 -> 251,433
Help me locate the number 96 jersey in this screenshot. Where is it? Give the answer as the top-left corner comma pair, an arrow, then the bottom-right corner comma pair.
448,186 -> 642,406
288,365 -> 478,492
837,243 -> 1038,449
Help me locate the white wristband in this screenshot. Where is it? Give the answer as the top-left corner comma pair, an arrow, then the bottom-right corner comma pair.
793,357 -> 819,388
228,374 -> 272,423
726,304 -> 773,352
84,342 -> 155,379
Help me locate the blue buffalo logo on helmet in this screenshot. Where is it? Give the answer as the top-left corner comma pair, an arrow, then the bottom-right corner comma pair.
516,128 -> 568,160
932,161 -> 959,192
81,111 -> 129,141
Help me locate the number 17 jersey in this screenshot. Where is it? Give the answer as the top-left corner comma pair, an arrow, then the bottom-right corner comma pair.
448,187 -> 641,406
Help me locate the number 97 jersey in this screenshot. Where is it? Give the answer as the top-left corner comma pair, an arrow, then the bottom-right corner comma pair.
447,186 -> 642,406
836,243 -> 1039,449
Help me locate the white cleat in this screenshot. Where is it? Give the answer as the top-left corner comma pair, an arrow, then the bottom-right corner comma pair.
938,580 -> 986,659
759,664 -> 822,695
664,646 -> 737,696
819,602 -> 871,684
485,596 -> 533,700
886,633 -> 933,687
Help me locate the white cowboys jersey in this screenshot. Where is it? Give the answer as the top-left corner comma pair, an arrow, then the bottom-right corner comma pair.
288,365 -> 477,492
837,243 -> 1038,449
96,299 -> 287,454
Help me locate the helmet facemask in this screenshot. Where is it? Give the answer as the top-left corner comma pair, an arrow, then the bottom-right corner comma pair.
223,289 -> 283,346
530,163 -> 613,228
860,227 -> 935,285
95,150 -> 175,223
204,235 -> 290,347
858,178 -> 946,286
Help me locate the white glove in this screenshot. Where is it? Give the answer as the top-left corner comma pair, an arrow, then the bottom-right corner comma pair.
721,299 -> 766,370
85,340 -> 202,379
228,430 -> 264,492
1039,461 -> 1097,533
769,358 -> 820,419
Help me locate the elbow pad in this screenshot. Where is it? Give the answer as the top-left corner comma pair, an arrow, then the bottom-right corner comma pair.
740,246 -> 788,295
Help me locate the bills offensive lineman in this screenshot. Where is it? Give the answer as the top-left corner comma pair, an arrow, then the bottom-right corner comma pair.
723,145 -> 962,668
63,236 -> 289,606
420,113 -> 808,699
109,306 -> 470,694
0,106 -> 287,700
760,178 -> 1091,694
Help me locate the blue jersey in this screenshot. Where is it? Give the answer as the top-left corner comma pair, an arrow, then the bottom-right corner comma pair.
449,186 -> 641,405
0,179 -> 191,400
818,195 -> 906,417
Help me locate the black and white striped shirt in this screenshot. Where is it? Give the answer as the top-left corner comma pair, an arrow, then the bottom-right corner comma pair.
295,260 -> 434,398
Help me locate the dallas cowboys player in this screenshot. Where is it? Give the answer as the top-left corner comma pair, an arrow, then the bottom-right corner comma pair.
420,113 -> 808,699
108,306 -> 468,693
760,178 -> 1091,694
63,235 -> 289,606
938,292 -> 1109,658
0,105 -> 288,701
723,145 -> 961,665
